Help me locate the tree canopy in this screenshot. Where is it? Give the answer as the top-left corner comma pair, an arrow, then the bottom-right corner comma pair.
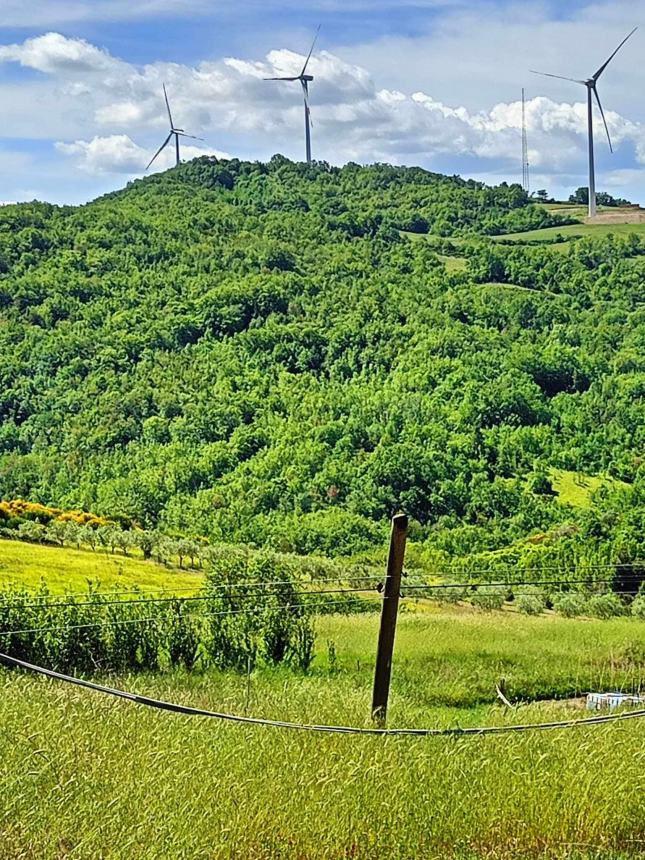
0,156 -> 642,566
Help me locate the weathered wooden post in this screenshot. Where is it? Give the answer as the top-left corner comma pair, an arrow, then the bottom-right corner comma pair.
371,512 -> 408,727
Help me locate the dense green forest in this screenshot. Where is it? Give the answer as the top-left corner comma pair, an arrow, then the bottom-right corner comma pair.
0,156 -> 642,569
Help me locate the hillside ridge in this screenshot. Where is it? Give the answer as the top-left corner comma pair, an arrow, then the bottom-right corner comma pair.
0,157 -> 642,567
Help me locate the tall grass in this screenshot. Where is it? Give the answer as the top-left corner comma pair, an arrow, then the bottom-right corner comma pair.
1,609 -> 644,858
1,666 -> 644,859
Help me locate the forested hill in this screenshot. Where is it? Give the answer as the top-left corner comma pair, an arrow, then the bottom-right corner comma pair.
0,157 -> 642,565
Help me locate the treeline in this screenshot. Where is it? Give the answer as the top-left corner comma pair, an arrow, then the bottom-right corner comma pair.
0,158 -> 642,567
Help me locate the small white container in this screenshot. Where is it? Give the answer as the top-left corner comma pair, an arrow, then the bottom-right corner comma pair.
586,692 -> 644,711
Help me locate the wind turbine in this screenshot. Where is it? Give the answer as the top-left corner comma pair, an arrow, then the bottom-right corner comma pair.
147,83 -> 202,170
531,28 -> 637,218
264,26 -> 320,163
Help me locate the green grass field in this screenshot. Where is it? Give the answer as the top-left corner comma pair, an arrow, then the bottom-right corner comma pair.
0,538 -> 204,594
438,253 -> 468,272
491,222 -> 645,243
550,469 -> 631,510
1,606 -> 644,858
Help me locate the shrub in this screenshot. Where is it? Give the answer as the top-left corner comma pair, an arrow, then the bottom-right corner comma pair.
516,592 -> 546,616
470,586 -> 506,612
17,521 -> 47,544
630,595 -> 645,619
204,551 -> 316,672
553,593 -> 588,618
587,593 -> 625,619
438,586 -> 465,605
0,578 -> 318,675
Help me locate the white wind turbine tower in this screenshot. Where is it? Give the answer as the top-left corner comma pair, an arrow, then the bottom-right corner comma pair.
147,83 -> 203,170
521,88 -> 530,194
531,27 -> 637,218
264,26 -> 321,163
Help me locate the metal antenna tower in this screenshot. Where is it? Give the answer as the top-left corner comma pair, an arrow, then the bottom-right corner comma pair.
521,88 -> 530,194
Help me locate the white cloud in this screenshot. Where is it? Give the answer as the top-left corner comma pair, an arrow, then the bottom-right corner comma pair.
0,32 -> 121,74
56,134 -> 229,174
1,19 -> 645,202
4,30 -> 645,171
0,0 -> 214,27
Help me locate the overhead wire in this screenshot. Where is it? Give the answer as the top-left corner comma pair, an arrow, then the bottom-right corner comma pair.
0,597 -> 379,638
1,585 -> 379,611
403,577 -> 622,592
2,651 -> 644,737
0,573 -> 382,603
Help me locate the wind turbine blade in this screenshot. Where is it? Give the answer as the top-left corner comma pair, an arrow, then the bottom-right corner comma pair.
163,83 -> 174,128
264,76 -> 300,81
300,23 -> 321,76
530,70 -> 586,84
592,86 -> 613,153
177,132 -> 204,140
593,27 -> 637,81
146,132 -> 173,170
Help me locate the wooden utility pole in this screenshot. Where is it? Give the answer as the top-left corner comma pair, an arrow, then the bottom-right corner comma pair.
371,513 -> 408,727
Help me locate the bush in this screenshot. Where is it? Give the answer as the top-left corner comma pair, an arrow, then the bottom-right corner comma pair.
438,586 -> 465,605
0,570 -> 318,675
587,593 -> 625,619
630,595 -> 645,619
553,593 -> 588,618
470,586 -> 506,612
516,591 -> 547,616
204,551 -> 316,672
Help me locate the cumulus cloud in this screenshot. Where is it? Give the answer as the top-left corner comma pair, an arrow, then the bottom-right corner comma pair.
0,32 -> 121,74
1,28 -> 645,198
56,134 -> 229,174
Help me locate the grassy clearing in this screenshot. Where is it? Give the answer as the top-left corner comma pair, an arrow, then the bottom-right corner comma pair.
550,469 -> 630,510
542,203 -> 587,218
1,610 -> 644,858
438,253 -> 468,273
0,538 -> 203,594
491,221 -> 645,243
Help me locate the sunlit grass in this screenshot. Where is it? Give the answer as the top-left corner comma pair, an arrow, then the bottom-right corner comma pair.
0,538 -> 204,594
491,221 -> 645,242
1,609 -> 645,858
549,469 -> 630,510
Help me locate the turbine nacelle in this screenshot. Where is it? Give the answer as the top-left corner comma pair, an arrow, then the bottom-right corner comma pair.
147,84 -> 203,170
530,28 -> 637,216
264,25 -> 320,163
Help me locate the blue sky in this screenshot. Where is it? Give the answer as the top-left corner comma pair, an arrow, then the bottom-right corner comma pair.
0,0 -> 644,204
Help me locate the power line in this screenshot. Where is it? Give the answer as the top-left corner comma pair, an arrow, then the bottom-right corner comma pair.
0,573 -> 381,603
431,563 -> 642,575
403,578 -> 621,592
0,598 -> 377,638
2,651 -> 644,737
3,577 -> 641,612
0,585 -> 379,611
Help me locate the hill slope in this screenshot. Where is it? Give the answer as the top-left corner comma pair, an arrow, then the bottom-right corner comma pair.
0,157 -> 642,561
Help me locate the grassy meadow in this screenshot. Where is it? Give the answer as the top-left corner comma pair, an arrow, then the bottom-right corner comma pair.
0,538 -> 204,594
549,469 -> 631,510
1,606 -> 645,858
490,221 -> 645,243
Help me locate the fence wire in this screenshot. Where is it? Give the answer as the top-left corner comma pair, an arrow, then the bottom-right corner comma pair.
2,651 -> 644,737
